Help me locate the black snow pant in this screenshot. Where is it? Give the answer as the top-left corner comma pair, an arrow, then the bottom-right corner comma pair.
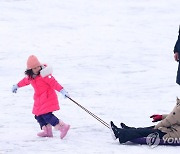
116,127 -> 166,144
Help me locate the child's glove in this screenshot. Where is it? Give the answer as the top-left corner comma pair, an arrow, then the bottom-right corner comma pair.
150,114 -> 162,122
60,89 -> 69,98
12,84 -> 18,93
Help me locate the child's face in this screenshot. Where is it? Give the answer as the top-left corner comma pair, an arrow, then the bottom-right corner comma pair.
32,66 -> 41,75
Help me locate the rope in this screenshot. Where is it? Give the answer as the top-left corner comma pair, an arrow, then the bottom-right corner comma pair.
66,96 -> 110,129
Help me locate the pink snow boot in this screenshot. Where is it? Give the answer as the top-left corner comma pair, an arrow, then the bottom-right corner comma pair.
46,124 -> 53,137
55,121 -> 70,139
37,124 -> 53,137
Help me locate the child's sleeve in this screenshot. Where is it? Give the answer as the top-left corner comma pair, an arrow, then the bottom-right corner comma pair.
43,75 -> 63,92
17,77 -> 31,88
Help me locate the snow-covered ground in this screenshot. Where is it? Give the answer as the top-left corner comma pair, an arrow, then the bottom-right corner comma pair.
1,0 -> 180,153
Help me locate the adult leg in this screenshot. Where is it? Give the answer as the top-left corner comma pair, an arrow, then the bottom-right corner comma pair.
120,122 -> 154,129
111,121 -> 166,144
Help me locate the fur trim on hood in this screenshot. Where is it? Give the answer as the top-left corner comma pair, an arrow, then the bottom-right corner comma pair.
40,65 -> 53,77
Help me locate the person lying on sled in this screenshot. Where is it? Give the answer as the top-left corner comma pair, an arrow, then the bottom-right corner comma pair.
110,97 -> 180,144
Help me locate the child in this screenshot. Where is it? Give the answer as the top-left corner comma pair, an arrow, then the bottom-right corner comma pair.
12,55 -> 70,139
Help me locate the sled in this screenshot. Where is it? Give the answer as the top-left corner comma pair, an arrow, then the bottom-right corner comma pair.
130,137 -> 180,146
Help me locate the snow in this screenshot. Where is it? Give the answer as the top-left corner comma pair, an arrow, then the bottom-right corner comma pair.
1,0 -> 180,153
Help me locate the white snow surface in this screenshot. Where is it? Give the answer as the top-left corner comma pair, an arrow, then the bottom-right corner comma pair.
1,0 -> 180,153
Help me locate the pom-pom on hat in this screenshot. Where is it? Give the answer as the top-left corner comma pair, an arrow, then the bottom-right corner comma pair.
27,55 -> 41,69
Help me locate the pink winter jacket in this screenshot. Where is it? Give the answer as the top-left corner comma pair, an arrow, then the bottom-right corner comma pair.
17,68 -> 63,116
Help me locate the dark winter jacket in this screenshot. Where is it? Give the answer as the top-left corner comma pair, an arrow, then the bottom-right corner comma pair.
174,26 -> 180,85
174,26 -> 180,53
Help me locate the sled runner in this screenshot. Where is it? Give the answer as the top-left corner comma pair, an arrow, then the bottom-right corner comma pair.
130,137 -> 180,146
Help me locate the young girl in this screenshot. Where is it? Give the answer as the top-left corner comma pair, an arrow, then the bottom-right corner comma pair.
12,55 -> 70,139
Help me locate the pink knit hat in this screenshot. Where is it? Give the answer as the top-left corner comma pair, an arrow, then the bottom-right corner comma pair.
27,55 -> 41,69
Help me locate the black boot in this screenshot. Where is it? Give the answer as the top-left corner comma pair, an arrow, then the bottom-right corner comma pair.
110,121 -> 131,143
110,121 -> 119,139
120,123 -> 136,129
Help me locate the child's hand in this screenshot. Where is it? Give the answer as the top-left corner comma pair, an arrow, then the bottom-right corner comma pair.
12,84 -> 18,93
60,89 -> 69,98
